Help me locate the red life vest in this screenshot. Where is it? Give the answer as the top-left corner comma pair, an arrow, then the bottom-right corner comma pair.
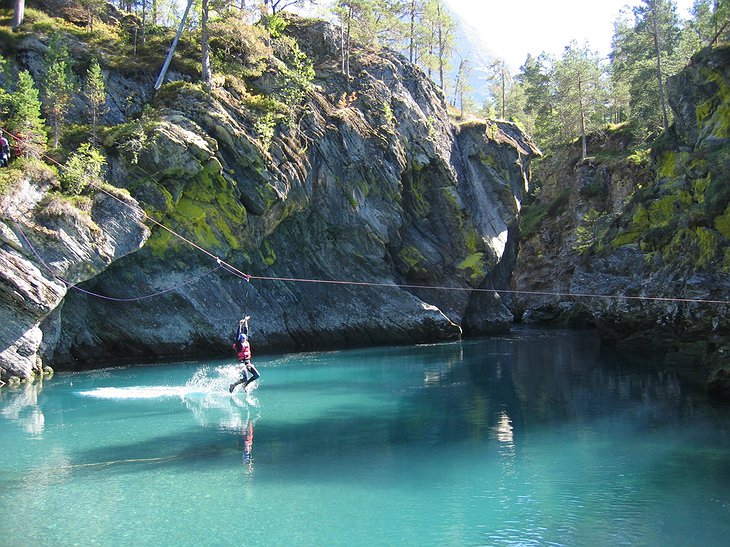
233,340 -> 252,361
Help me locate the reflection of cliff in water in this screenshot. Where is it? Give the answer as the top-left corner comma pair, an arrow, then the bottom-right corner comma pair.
0,382 -> 46,435
508,328 -> 704,429
391,327 -> 719,449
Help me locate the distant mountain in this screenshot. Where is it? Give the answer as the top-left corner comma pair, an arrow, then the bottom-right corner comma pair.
447,7 -> 498,108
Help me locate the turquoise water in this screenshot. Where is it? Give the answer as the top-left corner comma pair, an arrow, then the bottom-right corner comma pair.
2,328 -> 729,546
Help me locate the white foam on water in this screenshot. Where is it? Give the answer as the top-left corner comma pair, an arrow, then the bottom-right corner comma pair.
77,364 -> 242,400
75,365 -> 259,429
77,386 -> 194,399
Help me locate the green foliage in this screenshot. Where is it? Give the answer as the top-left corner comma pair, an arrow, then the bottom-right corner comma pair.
519,201 -> 548,238
262,13 -> 288,38
208,16 -> 271,79
40,32 -> 76,148
254,112 -> 277,150
574,209 -> 607,255
271,36 -> 315,125
519,189 -> 571,238
103,119 -> 153,165
6,70 -> 47,158
84,57 -> 106,141
60,143 -> 106,195
626,147 -> 651,166
610,0 -> 685,134
36,191 -> 97,230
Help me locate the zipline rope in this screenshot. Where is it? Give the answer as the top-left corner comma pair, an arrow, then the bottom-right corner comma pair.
13,223 -> 222,302
2,128 -> 729,307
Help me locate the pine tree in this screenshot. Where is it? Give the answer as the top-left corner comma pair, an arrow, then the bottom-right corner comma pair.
263,0 -> 316,14
85,58 -> 107,143
420,0 -> 454,90
451,57 -> 472,116
7,71 -> 47,158
334,0 -> 405,80
487,58 -> 510,120
61,143 -> 106,195
41,33 -> 75,148
610,0 -> 683,135
513,52 -> 554,145
552,42 -> 606,158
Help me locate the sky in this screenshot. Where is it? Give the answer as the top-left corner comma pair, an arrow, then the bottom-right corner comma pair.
445,0 -> 696,70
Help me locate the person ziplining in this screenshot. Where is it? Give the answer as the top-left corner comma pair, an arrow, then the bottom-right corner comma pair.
229,316 -> 260,393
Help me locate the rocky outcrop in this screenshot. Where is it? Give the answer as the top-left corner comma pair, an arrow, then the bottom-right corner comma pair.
0,15 -> 539,374
512,45 -> 730,398
0,175 -> 149,381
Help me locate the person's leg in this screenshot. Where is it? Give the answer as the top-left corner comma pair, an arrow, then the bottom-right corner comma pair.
229,363 -> 249,392
243,362 -> 260,386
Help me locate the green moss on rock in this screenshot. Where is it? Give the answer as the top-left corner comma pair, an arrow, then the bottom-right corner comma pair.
662,226 -> 719,269
457,252 -> 486,281
398,246 -> 428,276
260,239 -> 276,267
714,205 -> 730,239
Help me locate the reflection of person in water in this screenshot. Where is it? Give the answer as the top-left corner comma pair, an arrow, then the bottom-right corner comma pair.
242,418 -> 255,472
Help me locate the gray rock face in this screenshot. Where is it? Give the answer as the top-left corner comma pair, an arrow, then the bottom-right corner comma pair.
0,177 -> 149,380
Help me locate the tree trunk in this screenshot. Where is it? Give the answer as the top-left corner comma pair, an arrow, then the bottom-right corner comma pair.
650,0 -> 670,132
578,75 -> 587,159
409,0 -> 416,63
344,7 -> 352,81
154,0 -> 195,91
501,66 -> 506,119
11,0 -> 25,30
141,0 -> 147,45
201,0 -> 212,90
437,2 -> 444,89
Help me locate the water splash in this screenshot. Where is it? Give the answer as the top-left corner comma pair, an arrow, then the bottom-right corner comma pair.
76,364 -> 247,401
75,364 -> 259,431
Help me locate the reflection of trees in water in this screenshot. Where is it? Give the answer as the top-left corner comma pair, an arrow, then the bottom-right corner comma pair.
0,382 -> 46,434
508,330 -> 704,429
391,329 -> 717,451
390,336 -> 525,448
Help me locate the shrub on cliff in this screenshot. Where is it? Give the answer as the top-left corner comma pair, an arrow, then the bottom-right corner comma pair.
60,143 -> 105,195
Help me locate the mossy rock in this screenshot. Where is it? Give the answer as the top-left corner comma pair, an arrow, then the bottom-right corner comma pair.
398,245 -> 429,278
457,252 -> 486,281
714,204 -> 730,239
662,226 -> 720,269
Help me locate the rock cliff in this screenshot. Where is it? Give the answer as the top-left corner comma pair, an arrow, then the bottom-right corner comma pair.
0,14 -> 539,378
0,174 -> 149,381
512,45 -> 730,398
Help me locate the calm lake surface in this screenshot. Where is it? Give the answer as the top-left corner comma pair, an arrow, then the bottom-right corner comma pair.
2,328 -> 729,546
